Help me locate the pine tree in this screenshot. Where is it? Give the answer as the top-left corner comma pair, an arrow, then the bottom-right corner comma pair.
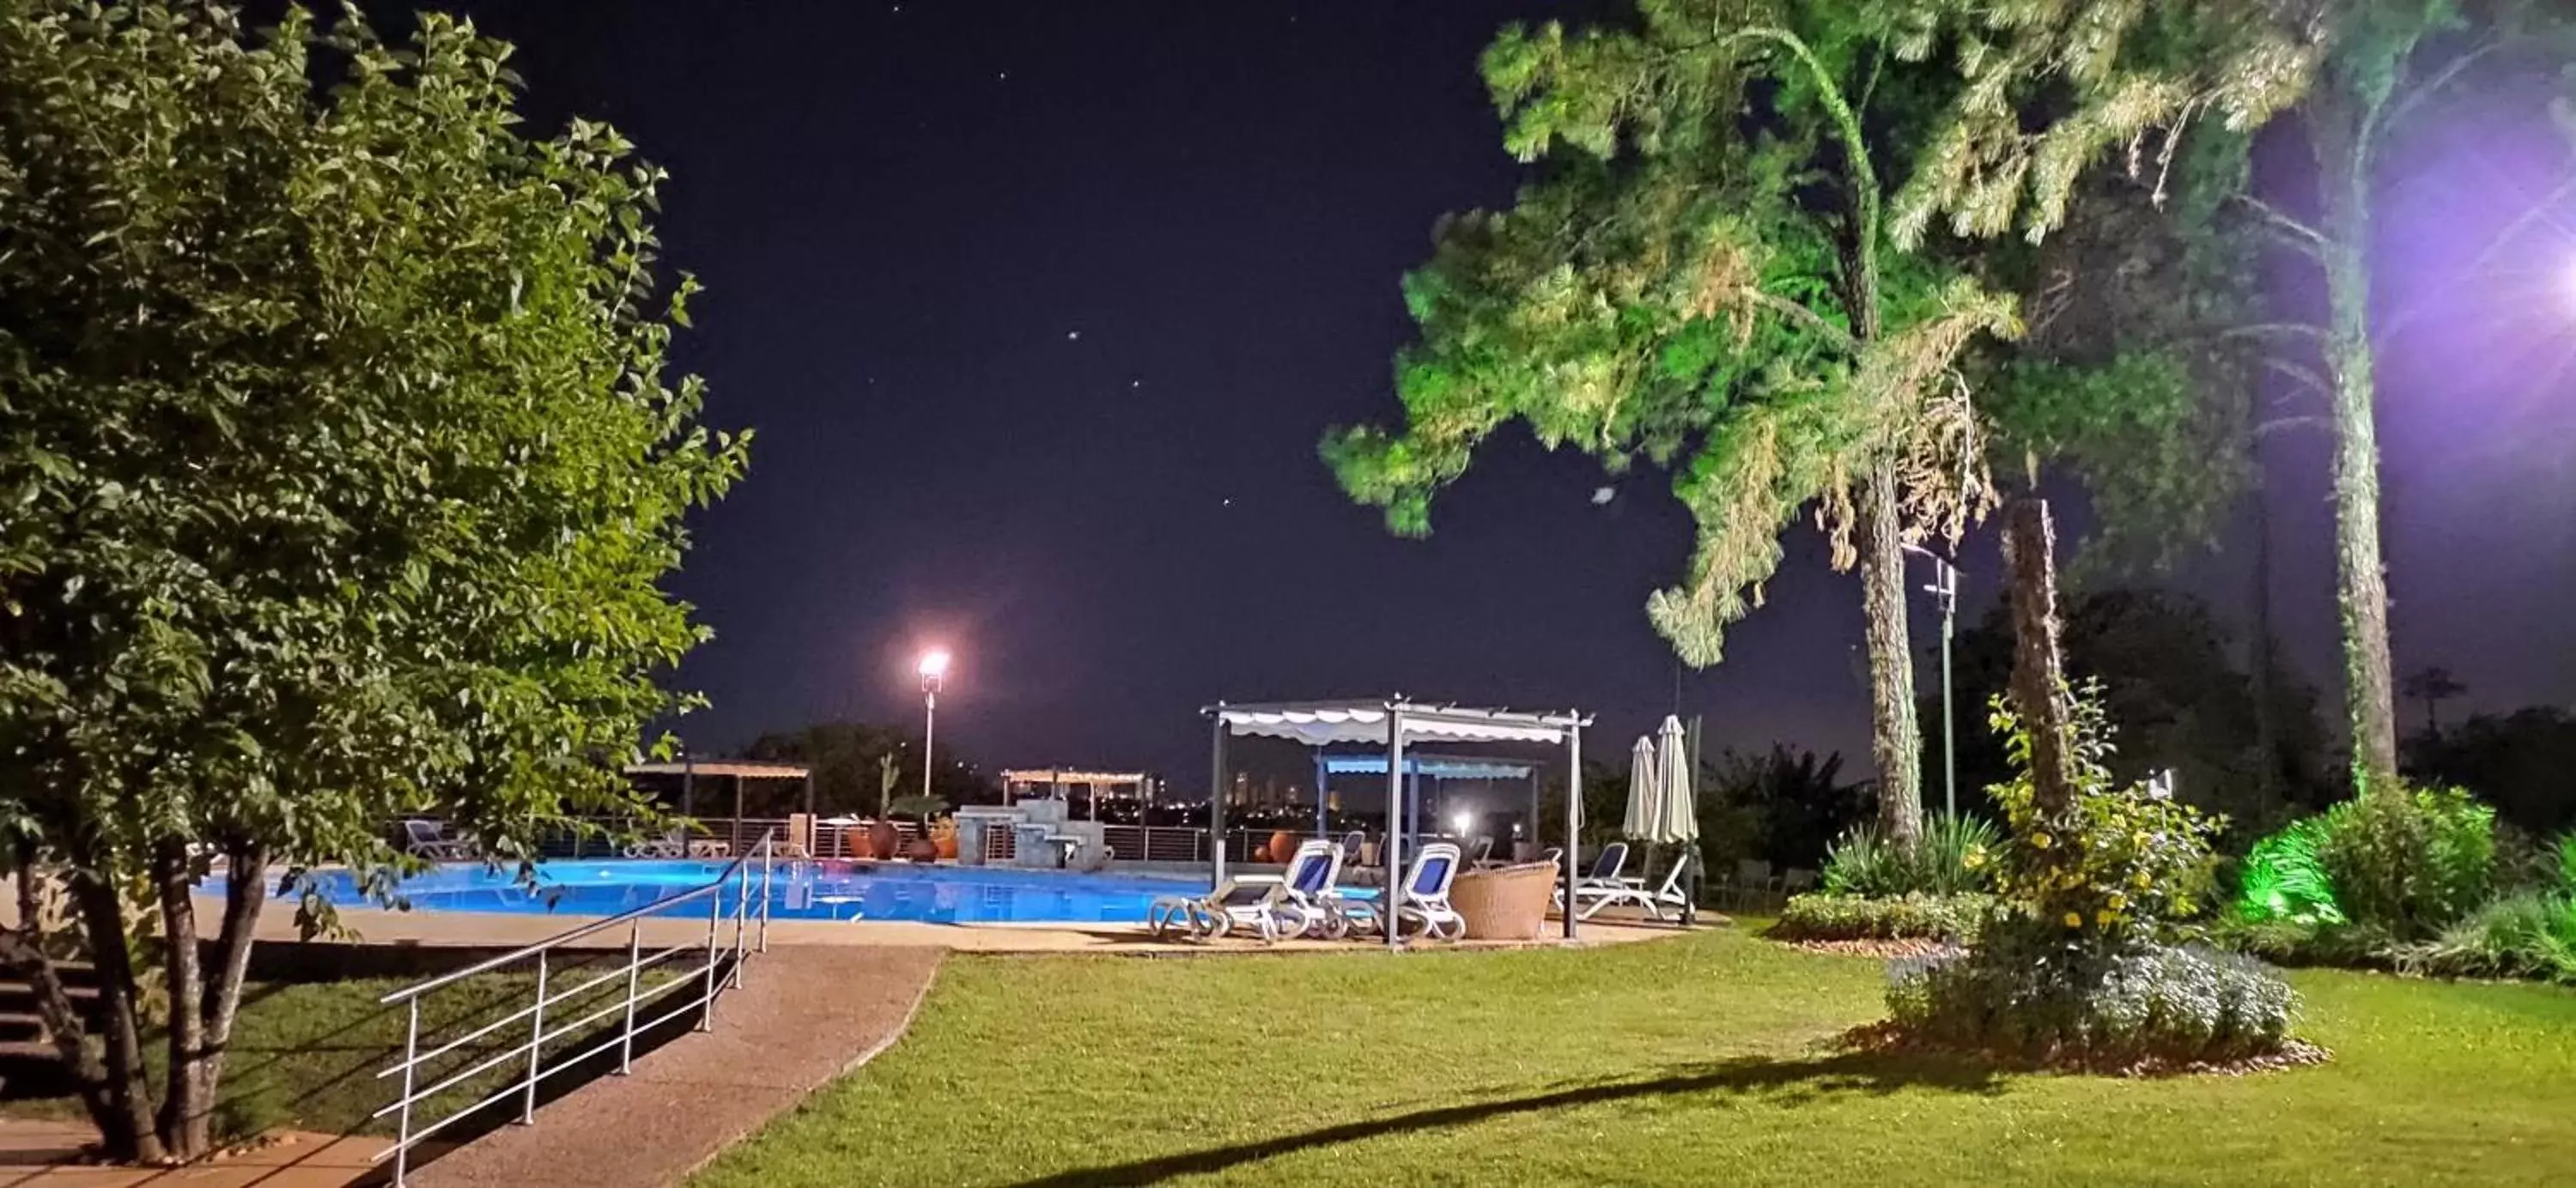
1326,0 -> 2309,843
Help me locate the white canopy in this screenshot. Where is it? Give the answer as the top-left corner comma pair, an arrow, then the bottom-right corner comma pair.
1214,700 -> 1573,747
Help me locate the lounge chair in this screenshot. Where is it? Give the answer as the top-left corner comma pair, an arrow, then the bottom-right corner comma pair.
401,819 -> 471,862
1465,837 -> 1494,868
1574,856 -> 1691,921
1552,841 -> 1630,912
1388,842 -> 1467,943
1146,839 -> 1342,943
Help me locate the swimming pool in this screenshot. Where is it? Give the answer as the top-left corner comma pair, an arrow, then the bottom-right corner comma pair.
276,860 -> 1233,925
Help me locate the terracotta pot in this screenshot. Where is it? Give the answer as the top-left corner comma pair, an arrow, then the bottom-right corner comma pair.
904,836 -> 937,864
934,833 -> 958,860
867,820 -> 901,861
1267,829 -> 1300,865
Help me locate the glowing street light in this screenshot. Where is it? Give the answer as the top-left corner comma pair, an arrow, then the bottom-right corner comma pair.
1451,809 -> 1473,836
916,649 -> 951,803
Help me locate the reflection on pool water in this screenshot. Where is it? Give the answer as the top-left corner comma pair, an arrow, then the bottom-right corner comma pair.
278,860 -> 1232,925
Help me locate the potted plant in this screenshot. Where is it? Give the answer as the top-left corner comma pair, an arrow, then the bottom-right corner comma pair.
889,794 -> 950,864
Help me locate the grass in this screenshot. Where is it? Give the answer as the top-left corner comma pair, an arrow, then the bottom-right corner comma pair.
695,927 -> 2576,1186
4,953 -> 690,1145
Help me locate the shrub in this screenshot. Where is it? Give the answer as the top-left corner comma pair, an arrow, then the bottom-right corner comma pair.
2397,892 -> 2576,984
2315,786 -> 2494,940
1985,692 -> 2224,944
1820,814 -> 2000,898
1887,924 -> 2298,1065
1774,893 -> 1991,942
2557,833 -> 2576,892
2233,816 -> 2344,926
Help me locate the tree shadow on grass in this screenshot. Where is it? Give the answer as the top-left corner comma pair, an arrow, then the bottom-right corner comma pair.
1010,1048 -> 2006,1187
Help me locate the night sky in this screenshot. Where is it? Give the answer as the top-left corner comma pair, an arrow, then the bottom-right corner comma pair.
422,2 -> 2576,788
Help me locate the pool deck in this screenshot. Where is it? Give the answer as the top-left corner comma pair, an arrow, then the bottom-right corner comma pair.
213,888 -> 1689,954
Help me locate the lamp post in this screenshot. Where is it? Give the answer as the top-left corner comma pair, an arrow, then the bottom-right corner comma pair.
916,649 -> 950,803
1905,544 -> 1959,818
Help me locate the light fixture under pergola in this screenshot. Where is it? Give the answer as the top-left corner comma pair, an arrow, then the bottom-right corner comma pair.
1204,698 -> 1594,946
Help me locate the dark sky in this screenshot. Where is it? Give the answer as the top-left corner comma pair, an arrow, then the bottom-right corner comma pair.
424,1 -> 2576,787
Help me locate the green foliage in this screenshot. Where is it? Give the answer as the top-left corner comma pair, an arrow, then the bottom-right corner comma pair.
1985,688 -> 2224,943
1820,814 -> 1999,897
2314,787 -> 2496,941
0,0 -> 740,1153
1773,892 -> 1991,942
887,795 -> 949,825
2397,892 -> 2576,985
1888,929 -> 2298,1066
2234,816 -> 2346,926
2558,832 -> 2576,891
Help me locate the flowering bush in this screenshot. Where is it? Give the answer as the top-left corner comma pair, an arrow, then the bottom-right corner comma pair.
1774,892 -> 1991,941
1984,690 -> 2224,944
1888,929 -> 2296,1066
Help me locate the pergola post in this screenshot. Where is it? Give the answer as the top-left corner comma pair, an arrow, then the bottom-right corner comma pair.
801,773 -> 815,818
1313,754 -> 1328,838
1527,770 -> 1540,860
1384,705 -> 1406,951
1209,710 -> 1229,888
731,773 -> 746,846
1564,717 -> 1583,941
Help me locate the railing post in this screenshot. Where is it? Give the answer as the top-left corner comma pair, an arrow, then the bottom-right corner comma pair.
620,919 -> 641,1075
758,838 -> 773,954
394,996 -> 420,1186
700,881 -> 720,1032
730,862 -> 749,990
520,950 -> 548,1124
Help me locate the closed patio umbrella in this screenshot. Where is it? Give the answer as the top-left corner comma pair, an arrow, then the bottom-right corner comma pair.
1621,736 -> 1661,841
1653,714 -> 1699,924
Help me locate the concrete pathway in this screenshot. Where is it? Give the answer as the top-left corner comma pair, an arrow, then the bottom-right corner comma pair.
408,946 -> 940,1188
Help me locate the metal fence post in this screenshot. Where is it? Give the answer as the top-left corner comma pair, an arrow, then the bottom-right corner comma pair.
700,887 -> 720,1032
520,950 -> 548,1124
730,864 -> 749,990
620,919 -> 641,1075
758,837 -> 773,954
395,997 -> 420,1185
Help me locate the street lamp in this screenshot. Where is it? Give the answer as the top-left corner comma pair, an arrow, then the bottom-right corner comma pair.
916,649 -> 950,803
1904,543 -> 1959,819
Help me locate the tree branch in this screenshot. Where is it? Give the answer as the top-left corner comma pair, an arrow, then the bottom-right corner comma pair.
2378,37 -> 2508,146
2238,196 -> 2327,258
1727,27 -> 1881,338
2254,414 -> 2331,439
2220,322 -> 2328,344
1745,289 -> 1859,354
2263,358 -> 2331,400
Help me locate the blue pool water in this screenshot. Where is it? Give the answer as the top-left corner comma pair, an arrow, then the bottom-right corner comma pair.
278,860 -> 1230,925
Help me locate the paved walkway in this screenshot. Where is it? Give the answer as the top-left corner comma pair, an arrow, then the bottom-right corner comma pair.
409,945 -> 940,1188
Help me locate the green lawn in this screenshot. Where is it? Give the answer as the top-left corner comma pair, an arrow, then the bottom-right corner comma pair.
5,955 -> 688,1143
696,928 -> 2576,1186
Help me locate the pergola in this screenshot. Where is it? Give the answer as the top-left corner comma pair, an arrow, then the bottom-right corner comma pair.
1308,753 -> 1542,842
1206,698 -> 1594,945
1001,767 -> 1151,821
623,759 -> 815,824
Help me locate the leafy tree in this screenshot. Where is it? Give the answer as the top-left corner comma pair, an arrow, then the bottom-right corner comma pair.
2224,1 -> 2575,794
1935,589 -> 2336,834
0,3 -> 744,1161
1325,0 -> 2309,844
2401,665 -> 2467,739
1699,744 -> 1872,870
738,720 -> 993,814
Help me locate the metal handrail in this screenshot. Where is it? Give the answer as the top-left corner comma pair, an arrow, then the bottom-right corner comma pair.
372,834 -> 775,1185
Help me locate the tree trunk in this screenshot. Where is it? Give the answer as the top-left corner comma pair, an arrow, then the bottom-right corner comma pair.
2004,496 -> 2076,815
152,843 -> 210,1159
2313,109 -> 2402,797
197,843 -> 268,1138
1859,455 -> 1923,843
2246,402 -> 2282,822
66,872 -> 165,1164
